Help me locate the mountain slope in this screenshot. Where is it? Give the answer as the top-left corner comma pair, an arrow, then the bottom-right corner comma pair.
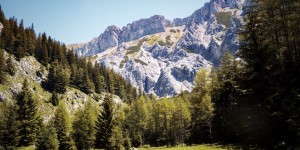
71,0 -> 246,97
0,51 -> 123,120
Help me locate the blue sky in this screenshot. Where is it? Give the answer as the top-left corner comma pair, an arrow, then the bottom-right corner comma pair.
0,0 -> 209,44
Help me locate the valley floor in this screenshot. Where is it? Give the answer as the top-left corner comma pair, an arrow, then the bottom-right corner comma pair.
139,144 -> 238,150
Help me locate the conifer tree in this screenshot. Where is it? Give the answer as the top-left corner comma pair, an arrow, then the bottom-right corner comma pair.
126,96 -> 150,146
189,69 -> 214,143
0,49 -> 6,84
6,54 -> 15,76
72,99 -> 97,150
211,52 -> 240,143
15,79 -> 41,146
0,101 -> 20,149
51,91 -> 59,106
36,123 -> 59,150
95,95 -> 115,149
53,100 -> 75,150
47,60 -> 69,93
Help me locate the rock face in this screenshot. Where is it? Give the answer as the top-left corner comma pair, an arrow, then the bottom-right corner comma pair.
72,0 -> 246,97
76,15 -> 171,56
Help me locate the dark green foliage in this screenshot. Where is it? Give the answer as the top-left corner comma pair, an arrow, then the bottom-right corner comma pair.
0,101 -> 20,149
15,79 -> 41,146
215,12 -> 232,27
72,99 -> 97,150
124,131 -> 132,150
211,52 -> 240,143
36,123 -> 59,150
6,54 -> 15,76
95,95 -> 115,149
0,7 -> 138,99
46,60 -> 69,93
51,91 -> 59,106
53,101 -> 75,150
0,49 -> 6,84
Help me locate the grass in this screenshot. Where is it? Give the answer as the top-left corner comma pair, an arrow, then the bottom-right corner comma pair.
170,29 -> 177,33
146,35 -> 161,45
126,38 -> 148,55
134,58 -> 148,66
120,56 -> 129,68
17,146 -> 35,150
215,12 -> 232,27
139,145 -> 228,150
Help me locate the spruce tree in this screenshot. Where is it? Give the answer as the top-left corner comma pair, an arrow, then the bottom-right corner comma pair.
72,99 -> 97,150
0,49 -> 6,84
53,100 -> 74,150
211,52 -> 240,143
6,54 -> 15,76
15,79 -> 41,146
36,123 -> 59,150
51,91 -> 59,106
95,94 -> 114,149
0,101 -> 20,149
47,60 -> 69,93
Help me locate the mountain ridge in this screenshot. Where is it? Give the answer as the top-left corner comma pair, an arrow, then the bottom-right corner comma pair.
71,0 -> 246,97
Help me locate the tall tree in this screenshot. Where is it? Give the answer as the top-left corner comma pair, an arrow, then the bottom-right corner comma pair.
36,122 -> 59,150
171,97 -> 191,145
54,100 -> 75,150
189,69 -> 214,143
0,49 -> 6,84
15,79 -> 41,146
6,54 -> 15,76
72,99 -> 97,150
95,94 -> 115,149
126,96 -> 150,146
235,0 -> 300,148
46,60 -> 69,93
211,52 -> 240,143
0,101 -> 20,149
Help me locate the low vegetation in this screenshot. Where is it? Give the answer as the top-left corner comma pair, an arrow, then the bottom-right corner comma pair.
215,12 -> 232,27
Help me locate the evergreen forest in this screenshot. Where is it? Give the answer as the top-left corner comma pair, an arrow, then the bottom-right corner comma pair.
0,0 -> 299,149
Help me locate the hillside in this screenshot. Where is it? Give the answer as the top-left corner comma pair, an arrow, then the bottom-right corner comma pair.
0,51 -> 124,119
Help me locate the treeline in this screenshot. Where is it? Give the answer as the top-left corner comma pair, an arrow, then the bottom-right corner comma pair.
0,7 -> 137,103
210,0 -> 300,149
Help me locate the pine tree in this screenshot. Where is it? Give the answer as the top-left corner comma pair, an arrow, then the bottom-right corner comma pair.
15,79 -> 41,146
36,123 -> 59,150
0,101 -> 20,149
53,100 -> 74,150
51,91 -> 59,106
0,49 -> 7,84
95,94 -> 115,149
211,52 -> 240,143
6,54 -> 15,76
72,99 -> 97,150
46,60 -> 69,93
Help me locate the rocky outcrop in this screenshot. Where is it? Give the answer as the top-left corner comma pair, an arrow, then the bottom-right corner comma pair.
119,15 -> 172,43
76,15 -> 171,56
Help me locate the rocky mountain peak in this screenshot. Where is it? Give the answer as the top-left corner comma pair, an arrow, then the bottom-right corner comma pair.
72,0 -> 246,97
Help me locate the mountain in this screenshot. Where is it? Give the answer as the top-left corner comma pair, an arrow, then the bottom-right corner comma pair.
71,0 -> 246,97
